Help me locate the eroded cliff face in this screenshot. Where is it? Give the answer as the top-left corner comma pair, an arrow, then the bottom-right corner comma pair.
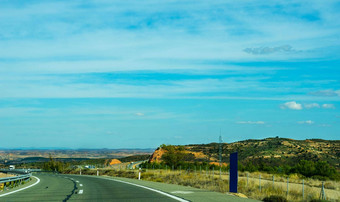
109,159 -> 122,165
149,147 -> 211,163
149,147 -> 165,163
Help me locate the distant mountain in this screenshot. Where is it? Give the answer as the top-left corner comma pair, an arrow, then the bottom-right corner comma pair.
150,137 -> 340,169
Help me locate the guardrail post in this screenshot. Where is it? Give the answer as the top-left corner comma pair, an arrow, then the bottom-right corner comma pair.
259,174 -> 261,192
219,167 -> 221,179
302,179 -> 304,200
321,181 -> 326,200
286,177 -> 289,199
212,167 -> 214,178
138,168 -> 141,180
247,172 -> 249,187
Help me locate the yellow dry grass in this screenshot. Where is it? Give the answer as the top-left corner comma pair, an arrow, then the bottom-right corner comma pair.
101,168 -> 340,201
0,173 -> 14,178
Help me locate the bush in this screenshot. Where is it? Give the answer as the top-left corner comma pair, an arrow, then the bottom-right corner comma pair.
263,195 -> 287,202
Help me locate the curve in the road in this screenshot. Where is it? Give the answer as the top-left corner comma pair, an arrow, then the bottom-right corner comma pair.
0,176 -> 40,198
0,174 -> 184,201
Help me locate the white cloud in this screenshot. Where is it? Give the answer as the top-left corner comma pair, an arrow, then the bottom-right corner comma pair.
298,120 -> 314,124
135,112 -> 144,116
280,101 -> 303,110
304,103 -> 320,109
322,104 -> 335,109
236,121 -> 265,125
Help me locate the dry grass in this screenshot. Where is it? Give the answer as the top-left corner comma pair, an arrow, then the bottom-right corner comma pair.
68,168 -> 340,201
0,173 -> 15,178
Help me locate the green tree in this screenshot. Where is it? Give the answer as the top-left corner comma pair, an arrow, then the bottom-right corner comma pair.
161,145 -> 187,168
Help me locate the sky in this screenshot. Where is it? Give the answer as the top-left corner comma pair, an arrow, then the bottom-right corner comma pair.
0,0 -> 339,149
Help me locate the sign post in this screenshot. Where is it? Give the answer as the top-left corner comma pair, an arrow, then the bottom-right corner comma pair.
229,152 -> 238,193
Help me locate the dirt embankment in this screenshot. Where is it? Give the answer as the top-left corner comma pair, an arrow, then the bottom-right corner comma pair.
149,148 -> 165,163
109,159 -> 122,165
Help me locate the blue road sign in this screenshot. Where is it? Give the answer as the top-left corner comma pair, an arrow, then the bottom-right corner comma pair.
229,152 -> 238,193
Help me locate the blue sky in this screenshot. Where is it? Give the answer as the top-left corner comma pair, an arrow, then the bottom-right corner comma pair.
0,0 -> 339,148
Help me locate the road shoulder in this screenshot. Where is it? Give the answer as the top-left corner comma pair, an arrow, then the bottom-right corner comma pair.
74,174 -> 259,202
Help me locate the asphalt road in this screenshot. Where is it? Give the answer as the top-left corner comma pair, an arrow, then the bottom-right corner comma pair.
0,173 -> 180,202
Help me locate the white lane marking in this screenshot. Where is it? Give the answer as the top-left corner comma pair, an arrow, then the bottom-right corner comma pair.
171,191 -> 194,194
104,178 -> 188,202
78,190 -> 83,194
0,176 -> 40,197
79,184 -> 83,187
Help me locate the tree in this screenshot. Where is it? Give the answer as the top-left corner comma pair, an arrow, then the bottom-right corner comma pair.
161,145 -> 187,168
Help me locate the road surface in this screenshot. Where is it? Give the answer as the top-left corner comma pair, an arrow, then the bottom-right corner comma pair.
0,173 -> 258,201
0,173 -> 179,201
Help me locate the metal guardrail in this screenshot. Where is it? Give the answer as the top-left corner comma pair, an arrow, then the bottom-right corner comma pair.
0,173 -> 32,184
0,168 -> 42,174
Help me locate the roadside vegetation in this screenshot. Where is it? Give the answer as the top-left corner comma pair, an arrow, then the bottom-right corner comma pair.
63,166 -> 339,201
157,144 -> 339,181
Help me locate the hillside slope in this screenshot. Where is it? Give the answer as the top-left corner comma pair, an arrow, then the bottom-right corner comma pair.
150,137 -> 340,169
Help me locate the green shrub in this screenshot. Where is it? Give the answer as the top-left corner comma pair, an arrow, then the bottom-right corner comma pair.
262,195 -> 287,202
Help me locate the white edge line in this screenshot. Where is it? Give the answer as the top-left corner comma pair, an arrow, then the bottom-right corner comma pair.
106,178 -> 188,202
0,176 -> 40,197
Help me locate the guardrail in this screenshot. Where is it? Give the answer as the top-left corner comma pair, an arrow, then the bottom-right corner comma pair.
0,170 -> 32,191
0,173 -> 31,184
0,168 -> 42,174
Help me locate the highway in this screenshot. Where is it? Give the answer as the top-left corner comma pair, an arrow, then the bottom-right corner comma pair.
1,173 -> 259,201
0,173 -> 181,201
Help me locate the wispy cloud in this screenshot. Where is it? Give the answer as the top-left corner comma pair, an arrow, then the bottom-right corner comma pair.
298,120 -> 314,124
309,90 -> 340,97
304,103 -> 320,109
236,121 -> 265,125
322,104 -> 335,109
244,45 -> 294,55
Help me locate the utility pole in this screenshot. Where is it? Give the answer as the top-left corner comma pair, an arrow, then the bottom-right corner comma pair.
219,129 -> 222,167
219,130 -> 223,178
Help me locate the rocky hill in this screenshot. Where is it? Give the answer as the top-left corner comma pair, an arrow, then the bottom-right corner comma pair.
150,137 -> 340,170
